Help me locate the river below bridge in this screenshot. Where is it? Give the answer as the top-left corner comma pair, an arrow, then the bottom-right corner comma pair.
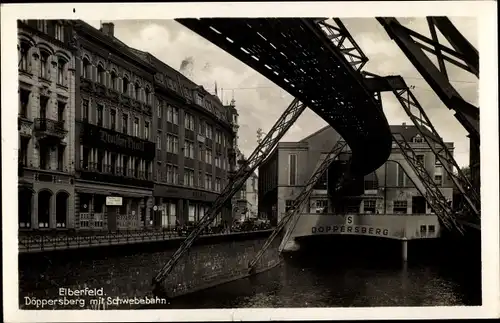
157,236 -> 482,308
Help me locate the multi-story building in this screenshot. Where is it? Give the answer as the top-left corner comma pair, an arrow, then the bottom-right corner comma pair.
73,21 -> 157,231
17,20 -> 77,230
258,123 -> 455,225
127,48 -> 238,229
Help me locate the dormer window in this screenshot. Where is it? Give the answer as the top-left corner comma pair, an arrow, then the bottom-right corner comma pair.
55,23 -> 64,41
413,134 -> 424,143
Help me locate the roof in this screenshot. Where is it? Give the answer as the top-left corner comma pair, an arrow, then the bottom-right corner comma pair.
300,124 -> 445,143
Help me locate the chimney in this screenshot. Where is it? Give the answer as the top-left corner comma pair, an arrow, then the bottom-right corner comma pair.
101,22 -> 115,37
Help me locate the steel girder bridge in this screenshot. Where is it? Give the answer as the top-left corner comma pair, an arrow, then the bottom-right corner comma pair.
152,17 -> 480,292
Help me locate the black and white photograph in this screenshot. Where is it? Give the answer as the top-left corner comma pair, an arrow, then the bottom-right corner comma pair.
2,1 -> 498,321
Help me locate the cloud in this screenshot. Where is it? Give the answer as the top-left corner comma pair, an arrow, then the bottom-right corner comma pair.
86,18 -> 478,167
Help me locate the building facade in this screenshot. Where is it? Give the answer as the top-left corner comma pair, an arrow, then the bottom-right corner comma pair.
128,47 -> 238,229
17,20 -> 77,230
258,123 -> 455,225
73,21 -> 157,231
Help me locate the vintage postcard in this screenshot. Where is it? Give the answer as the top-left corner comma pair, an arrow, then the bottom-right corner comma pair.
1,1 -> 498,322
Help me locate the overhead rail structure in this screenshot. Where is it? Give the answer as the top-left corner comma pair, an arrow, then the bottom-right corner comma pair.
153,17 -> 481,293
175,18 -> 393,176
376,17 -> 480,194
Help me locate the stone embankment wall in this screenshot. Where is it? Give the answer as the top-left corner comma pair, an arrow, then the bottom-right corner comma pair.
19,230 -> 281,309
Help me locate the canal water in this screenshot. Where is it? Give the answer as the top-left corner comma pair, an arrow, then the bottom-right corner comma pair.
158,235 -> 482,308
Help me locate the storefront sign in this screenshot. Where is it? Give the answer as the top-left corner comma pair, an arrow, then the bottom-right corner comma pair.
106,196 -> 123,206
100,131 -> 145,151
311,225 -> 389,237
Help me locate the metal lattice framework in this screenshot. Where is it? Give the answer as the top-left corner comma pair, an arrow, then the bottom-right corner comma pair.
363,73 -> 480,227
316,18 -> 369,72
377,17 -> 479,141
153,98 -> 306,286
248,140 -> 348,271
175,18 -> 393,175
392,133 -> 465,234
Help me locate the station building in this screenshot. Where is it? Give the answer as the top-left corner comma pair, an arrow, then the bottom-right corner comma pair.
258,123 -> 455,226
17,20 -> 77,230
73,21 -> 157,231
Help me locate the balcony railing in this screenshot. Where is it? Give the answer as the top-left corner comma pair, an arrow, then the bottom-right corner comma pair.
78,160 -> 153,187
34,118 -> 67,139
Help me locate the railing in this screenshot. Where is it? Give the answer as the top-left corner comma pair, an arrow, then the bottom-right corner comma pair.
34,118 -> 67,137
18,227 -> 274,253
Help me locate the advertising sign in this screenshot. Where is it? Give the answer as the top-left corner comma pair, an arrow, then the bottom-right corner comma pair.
106,196 -> 123,206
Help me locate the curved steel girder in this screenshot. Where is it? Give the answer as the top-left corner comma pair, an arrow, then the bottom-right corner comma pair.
377,17 -> 479,143
175,18 -> 393,176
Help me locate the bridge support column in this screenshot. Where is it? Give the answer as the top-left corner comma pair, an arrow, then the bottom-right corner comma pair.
401,237 -> 408,262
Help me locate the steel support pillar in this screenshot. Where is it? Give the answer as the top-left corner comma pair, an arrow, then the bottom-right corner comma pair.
376,17 -> 479,143
392,133 -> 465,234
363,74 -> 480,226
153,98 -> 307,288
248,140 -> 348,272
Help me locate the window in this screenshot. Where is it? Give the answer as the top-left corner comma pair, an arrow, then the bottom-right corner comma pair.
134,117 -> 139,137
97,104 -> 103,126
363,200 -> 376,214
198,120 -> 205,135
19,88 -> 30,118
413,134 -> 424,143
19,137 -> 29,166
167,134 -> 179,154
122,77 -> 129,94
172,166 -> 179,184
110,71 -> 117,90
122,114 -> 128,134
416,155 -> 425,165
215,156 -> 221,168
206,124 -> 213,139
144,121 -> 150,140
393,200 -> 408,214
39,96 -> 48,118
435,157 -> 442,166
57,59 -> 65,86
184,141 -> 194,159
434,175 -> 443,186
285,200 -> 294,212
57,101 -> 65,122
82,99 -> 89,121
157,100 -> 163,119
40,51 -> 49,79
37,20 -> 47,33
428,225 -> 436,233
288,154 -> 297,185
19,42 -> 30,72
82,57 -> 91,79
135,83 -> 141,100
196,93 -> 203,106
156,132 -> 162,150
205,174 -> 212,190
173,107 -> 179,124
215,130 -> 222,144
55,23 -> 64,41
184,169 -> 194,187
198,145 -> 204,161
145,87 -> 151,105
206,149 -> 212,164
420,225 -> 427,234
110,109 -> 116,130
215,178 -> 222,192
97,64 -> 105,84
57,145 -> 65,171
184,113 -> 194,130
315,200 -> 328,213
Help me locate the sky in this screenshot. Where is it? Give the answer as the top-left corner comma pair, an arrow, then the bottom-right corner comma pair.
85,17 -> 478,167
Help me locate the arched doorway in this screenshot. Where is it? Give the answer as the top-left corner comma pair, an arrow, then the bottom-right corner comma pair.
18,188 -> 33,229
37,190 -> 52,228
56,191 -> 69,228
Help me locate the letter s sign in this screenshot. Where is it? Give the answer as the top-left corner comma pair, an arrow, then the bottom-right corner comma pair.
346,215 -> 354,225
